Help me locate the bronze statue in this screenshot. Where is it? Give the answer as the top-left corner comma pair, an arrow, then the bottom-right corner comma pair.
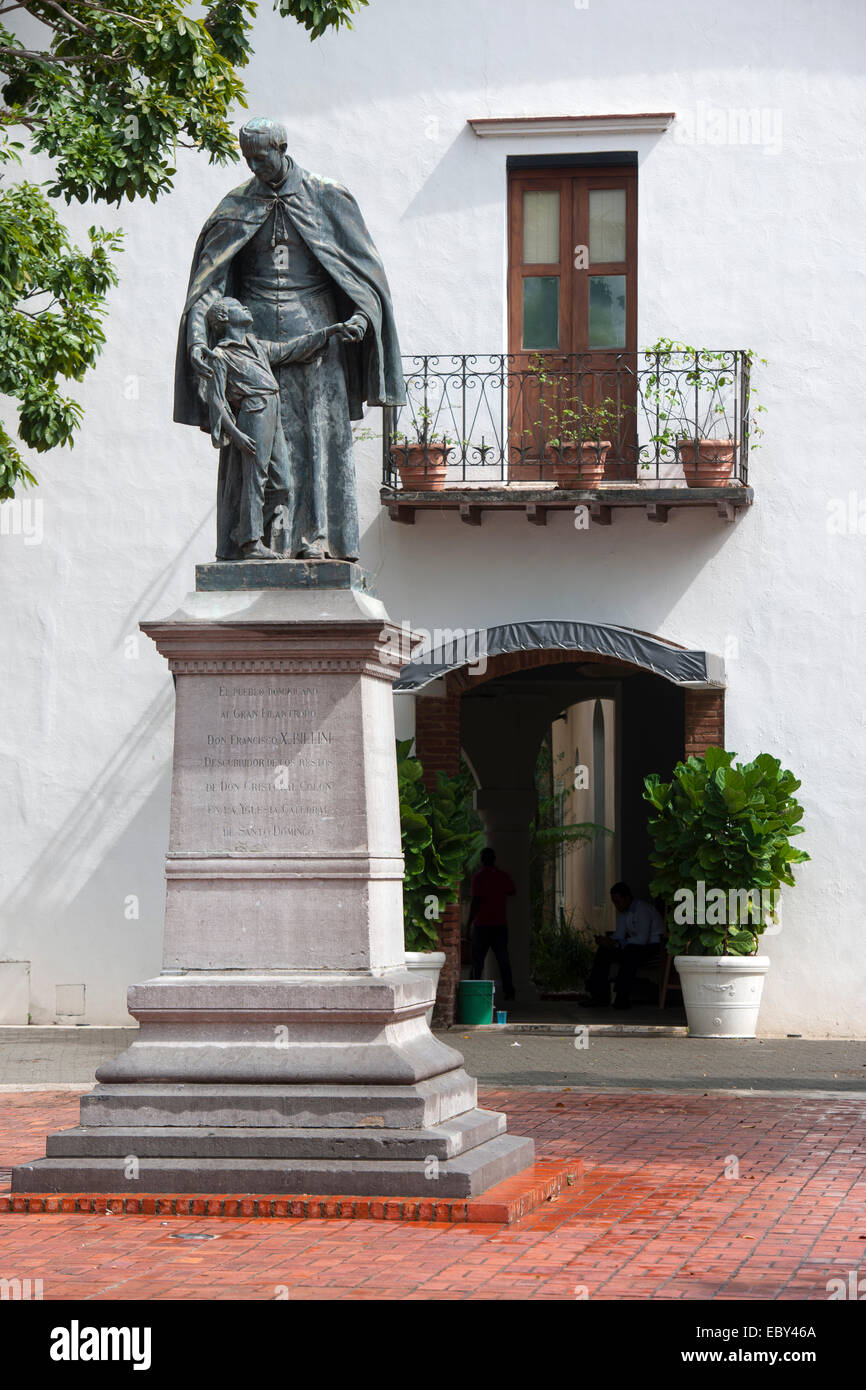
203,295 -> 347,560
174,117 -> 405,562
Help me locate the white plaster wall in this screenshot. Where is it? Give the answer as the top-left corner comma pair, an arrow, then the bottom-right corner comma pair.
1,0 -> 863,1032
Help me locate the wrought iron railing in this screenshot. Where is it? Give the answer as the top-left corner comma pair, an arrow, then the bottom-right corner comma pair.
382,350 -> 753,488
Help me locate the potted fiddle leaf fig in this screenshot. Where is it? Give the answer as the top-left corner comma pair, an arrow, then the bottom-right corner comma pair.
641,339 -> 766,485
390,405 -> 453,491
643,747 -> 808,1037
397,740 -> 483,1022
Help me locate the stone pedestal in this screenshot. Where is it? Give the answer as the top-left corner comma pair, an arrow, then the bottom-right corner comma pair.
14,563 -> 533,1196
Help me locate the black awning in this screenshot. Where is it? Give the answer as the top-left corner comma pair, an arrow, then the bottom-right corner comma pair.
394,620 -> 725,691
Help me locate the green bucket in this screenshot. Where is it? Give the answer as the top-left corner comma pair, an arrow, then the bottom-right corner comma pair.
458,979 -> 494,1025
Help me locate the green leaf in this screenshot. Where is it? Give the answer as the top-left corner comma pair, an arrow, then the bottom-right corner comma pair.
0,0 -> 361,486
643,747 -> 808,956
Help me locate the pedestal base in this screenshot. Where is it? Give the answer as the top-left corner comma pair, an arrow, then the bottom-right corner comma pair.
194,559 -> 372,593
11,574 -> 535,1199
12,970 -> 535,1197
14,1117 -> 533,1198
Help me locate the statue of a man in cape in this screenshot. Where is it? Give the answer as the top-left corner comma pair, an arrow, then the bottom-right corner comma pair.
174,117 -> 405,562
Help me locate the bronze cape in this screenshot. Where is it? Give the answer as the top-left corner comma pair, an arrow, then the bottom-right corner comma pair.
173,165 -> 405,559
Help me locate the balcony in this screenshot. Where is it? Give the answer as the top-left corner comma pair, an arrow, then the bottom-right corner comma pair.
380,350 -> 755,525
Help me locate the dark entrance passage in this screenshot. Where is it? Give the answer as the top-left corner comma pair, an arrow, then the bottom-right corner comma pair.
458,660 -> 685,1022
406,626 -> 725,1025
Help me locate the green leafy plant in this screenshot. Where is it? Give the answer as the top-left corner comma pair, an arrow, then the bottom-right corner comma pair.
0,164 -> 122,497
641,338 -> 766,463
397,739 -> 483,952
0,0 -> 370,495
643,747 -> 809,958
393,403 -> 454,450
529,354 -> 623,452
530,905 -> 596,993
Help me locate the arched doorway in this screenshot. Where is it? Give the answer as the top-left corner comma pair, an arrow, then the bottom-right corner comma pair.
399,624 -> 725,1024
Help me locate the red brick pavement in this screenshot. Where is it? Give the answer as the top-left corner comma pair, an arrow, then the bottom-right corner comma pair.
0,1087 -> 864,1300
0,1162 -> 584,1225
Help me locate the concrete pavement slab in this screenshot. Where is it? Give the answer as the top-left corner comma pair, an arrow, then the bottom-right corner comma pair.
0,1026 -> 862,1093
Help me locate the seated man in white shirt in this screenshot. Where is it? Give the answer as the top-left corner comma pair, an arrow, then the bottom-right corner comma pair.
582,881 -> 664,1010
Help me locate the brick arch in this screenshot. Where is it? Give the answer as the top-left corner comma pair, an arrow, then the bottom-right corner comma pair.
415,647 -> 724,782
412,645 -> 724,1024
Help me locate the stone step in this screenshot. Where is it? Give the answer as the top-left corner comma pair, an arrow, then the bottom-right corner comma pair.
46,1109 -> 505,1161
95,1028 -> 465,1086
13,1134 -> 536,1198
80,1072 -> 478,1129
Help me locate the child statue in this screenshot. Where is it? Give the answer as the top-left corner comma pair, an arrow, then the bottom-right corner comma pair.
203,296 -> 347,560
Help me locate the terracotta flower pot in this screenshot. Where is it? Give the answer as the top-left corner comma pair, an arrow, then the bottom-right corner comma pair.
552,441 -> 610,488
677,438 -> 735,487
391,443 -> 450,491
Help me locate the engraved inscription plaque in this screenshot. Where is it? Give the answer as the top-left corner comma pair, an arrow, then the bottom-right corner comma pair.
169,675 -> 361,855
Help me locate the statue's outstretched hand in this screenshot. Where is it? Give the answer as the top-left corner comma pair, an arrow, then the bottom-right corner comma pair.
338,312 -> 367,343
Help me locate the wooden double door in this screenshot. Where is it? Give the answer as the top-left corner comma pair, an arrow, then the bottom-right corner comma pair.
507,165 -> 638,480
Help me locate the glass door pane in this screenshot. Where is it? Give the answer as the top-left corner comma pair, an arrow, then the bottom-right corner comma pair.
589,189 -> 626,263
523,190 -> 560,263
588,274 -> 626,348
523,276 -> 560,349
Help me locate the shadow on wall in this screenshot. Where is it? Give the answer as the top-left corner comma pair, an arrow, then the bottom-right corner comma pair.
112,505 -> 217,647
399,125 -> 490,221
27,770 -> 174,1024
398,124 -> 674,224
368,502 -> 751,627
0,687 -> 175,1020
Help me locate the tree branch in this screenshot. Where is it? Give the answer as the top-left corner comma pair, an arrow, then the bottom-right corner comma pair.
53,0 -> 153,27
0,107 -> 37,126
0,42 -> 125,63
37,0 -> 95,37
0,44 -> 71,62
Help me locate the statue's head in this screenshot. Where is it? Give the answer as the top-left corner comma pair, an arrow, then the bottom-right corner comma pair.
239,117 -> 288,186
207,296 -> 253,337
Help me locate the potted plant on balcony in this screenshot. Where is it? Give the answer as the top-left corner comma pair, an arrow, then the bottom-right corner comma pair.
531,357 -> 620,486
643,747 -> 808,1038
548,397 -> 619,488
642,339 -> 765,486
390,405 -> 454,492
397,740 -> 483,1023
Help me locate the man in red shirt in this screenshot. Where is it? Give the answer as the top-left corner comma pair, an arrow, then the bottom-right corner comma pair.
467,847 -> 517,1001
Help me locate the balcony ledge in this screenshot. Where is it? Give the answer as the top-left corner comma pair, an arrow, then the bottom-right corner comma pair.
380,484 -> 754,526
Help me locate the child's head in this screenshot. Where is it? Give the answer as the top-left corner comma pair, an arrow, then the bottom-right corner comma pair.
206,296 -> 252,336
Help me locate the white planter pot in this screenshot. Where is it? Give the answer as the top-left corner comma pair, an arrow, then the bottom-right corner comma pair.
403,951 -> 446,1026
675,955 -> 770,1038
